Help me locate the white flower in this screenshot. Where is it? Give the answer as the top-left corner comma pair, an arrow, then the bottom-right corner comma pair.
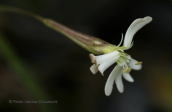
89,16 -> 152,96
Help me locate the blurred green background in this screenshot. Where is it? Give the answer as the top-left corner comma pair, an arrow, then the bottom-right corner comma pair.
0,0 -> 172,112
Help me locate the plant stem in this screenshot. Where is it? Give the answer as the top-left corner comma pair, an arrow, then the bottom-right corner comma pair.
0,5 -> 44,21
0,5 -> 117,54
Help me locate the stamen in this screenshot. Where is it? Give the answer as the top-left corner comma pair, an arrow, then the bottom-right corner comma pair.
117,56 -> 128,69
118,49 -> 124,52
120,53 -> 125,56
135,62 -> 142,65
123,67 -> 131,73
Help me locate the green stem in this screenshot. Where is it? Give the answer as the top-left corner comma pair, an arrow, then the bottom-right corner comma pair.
0,5 -> 44,21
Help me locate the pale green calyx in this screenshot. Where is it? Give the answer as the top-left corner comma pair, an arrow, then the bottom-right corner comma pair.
90,16 -> 152,96
0,5 -> 117,55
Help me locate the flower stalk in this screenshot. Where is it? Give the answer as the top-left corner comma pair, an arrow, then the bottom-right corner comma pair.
0,5 -> 117,54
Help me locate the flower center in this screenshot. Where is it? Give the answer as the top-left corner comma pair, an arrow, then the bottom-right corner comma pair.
116,52 -> 132,73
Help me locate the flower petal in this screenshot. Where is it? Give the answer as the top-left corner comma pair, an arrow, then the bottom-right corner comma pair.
89,54 -> 95,63
117,33 -> 124,47
115,69 -> 124,93
105,65 -> 123,96
98,55 -> 120,76
128,58 -> 142,70
122,73 -> 134,82
95,51 -> 119,65
124,16 -> 152,48
90,64 -> 98,74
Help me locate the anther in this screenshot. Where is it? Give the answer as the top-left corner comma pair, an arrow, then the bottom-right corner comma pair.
123,67 -> 132,73
135,62 -> 142,65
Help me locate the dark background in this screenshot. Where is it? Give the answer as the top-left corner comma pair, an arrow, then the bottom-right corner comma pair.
0,0 -> 172,112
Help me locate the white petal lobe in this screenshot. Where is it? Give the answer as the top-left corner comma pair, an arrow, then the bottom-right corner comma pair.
95,51 -> 119,64
124,16 -> 152,48
128,58 -> 142,70
115,70 -> 124,93
90,64 -> 98,74
89,54 -> 95,63
122,73 -> 134,82
98,55 -> 120,75
105,65 -> 123,96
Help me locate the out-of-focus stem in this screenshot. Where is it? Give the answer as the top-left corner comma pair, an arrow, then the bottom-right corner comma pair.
0,34 -> 56,111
